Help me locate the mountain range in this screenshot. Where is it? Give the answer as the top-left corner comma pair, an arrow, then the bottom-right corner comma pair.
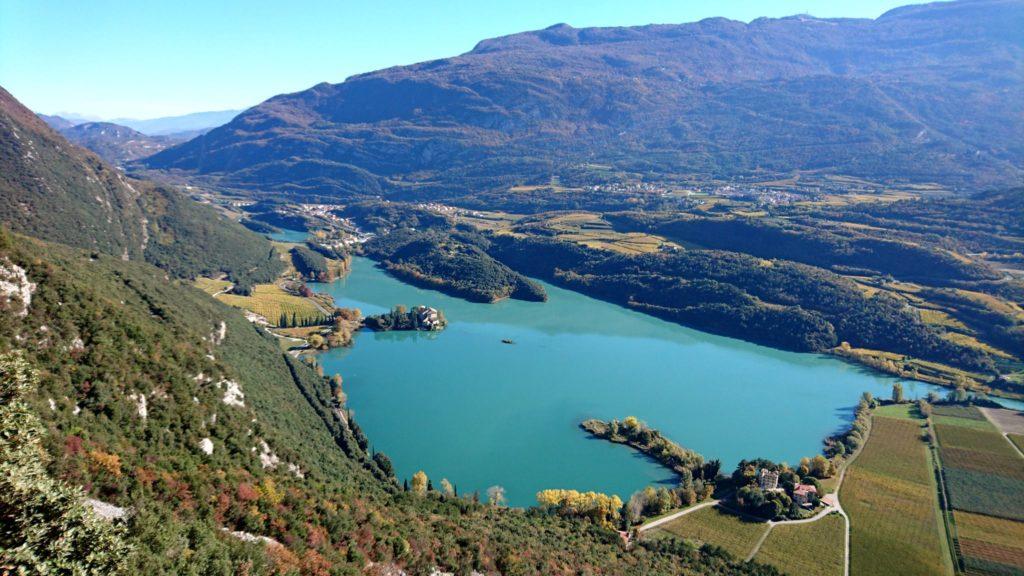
39,108 -> 242,137
110,109 -> 243,136
55,122 -> 183,166
146,0 -> 1024,200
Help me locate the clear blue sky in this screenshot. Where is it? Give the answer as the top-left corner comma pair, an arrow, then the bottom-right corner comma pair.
1,0 -> 915,119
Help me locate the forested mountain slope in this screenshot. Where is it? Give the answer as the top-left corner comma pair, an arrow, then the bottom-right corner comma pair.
0,87 -> 282,286
0,87 -> 779,573
0,210 -> 779,575
146,0 -> 1024,198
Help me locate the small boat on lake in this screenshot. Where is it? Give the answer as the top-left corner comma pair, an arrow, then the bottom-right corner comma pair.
501,338 -> 515,344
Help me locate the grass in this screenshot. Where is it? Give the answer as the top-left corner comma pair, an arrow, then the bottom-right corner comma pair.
523,212 -> 673,255
941,332 -> 1014,359
953,289 -> 1024,322
935,424 -> 1018,457
193,277 -> 232,295
650,505 -> 768,560
933,415 -> 999,432
830,346 -> 987,390
217,284 -> 326,327
932,405 -> 987,421
874,403 -> 917,420
755,513 -> 845,576
919,309 -> 970,330
452,210 -> 521,233
842,415 -> 952,576
1010,434 -> 1024,453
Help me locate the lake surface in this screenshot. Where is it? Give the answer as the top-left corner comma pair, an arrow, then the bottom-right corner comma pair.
266,228 -> 309,243
311,257 -> 952,506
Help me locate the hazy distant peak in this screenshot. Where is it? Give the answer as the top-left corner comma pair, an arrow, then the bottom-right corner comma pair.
110,109 -> 244,135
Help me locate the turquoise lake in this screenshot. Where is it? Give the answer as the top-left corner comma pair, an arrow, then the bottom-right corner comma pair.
266,228 -> 309,243
312,256 -> 951,507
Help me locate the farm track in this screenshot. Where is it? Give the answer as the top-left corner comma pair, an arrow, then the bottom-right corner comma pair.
979,408 -> 1024,459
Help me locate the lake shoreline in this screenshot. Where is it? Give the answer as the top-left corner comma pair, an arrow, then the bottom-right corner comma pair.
307,256 -> 960,507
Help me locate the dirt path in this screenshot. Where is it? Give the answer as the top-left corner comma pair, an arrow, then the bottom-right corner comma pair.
745,503 -> 847,561
979,407 -> 1024,459
636,499 -> 720,532
830,413 -> 876,576
638,409 -> 874,574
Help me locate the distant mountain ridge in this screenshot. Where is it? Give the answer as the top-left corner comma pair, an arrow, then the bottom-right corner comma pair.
1,86 -> 282,285
36,109 -> 242,137
57,121 -> 182,166
111,109 -> 242,135
38,113 -> 75,131
147,0 -> 1024,199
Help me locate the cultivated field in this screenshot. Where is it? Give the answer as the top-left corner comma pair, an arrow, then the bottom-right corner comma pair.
193,277 -> 232,295
933,406 -> 1024,574
842,414 -> 952,576
217,284 -> 326,326
649,505 -> 768,560
521,212 -> 675,255
980,408 -> 1024,436
954,511 -> 1024,575
873,402 -> 917,419
755,513 -> 845,576
934,405 -> 989,421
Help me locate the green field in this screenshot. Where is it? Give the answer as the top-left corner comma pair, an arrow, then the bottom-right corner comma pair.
755,513 -> 845,576
193,276 -> 232,295
217,284 -> 326,326
935,423 -> 1019,459
1010,434 -> 1024,454
873,402 -> 917,420
650,505 -> 769,560
932,405 -> 990,421
933,414 -> 998,431
842,415 -> 952,576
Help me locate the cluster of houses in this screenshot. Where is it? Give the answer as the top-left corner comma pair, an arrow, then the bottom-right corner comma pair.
414,306 -> 444,331
758,468 -> 819,507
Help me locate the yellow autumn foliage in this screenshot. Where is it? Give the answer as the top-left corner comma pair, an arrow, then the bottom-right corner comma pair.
411,470 -> 428,495
536,489 -> 622,528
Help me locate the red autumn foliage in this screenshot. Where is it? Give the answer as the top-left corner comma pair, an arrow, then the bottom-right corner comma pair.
237,482 -> 260,502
